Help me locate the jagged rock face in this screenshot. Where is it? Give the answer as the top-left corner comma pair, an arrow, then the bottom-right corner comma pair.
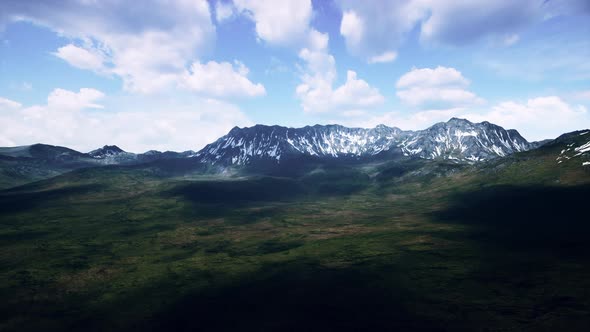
195,124 -> 405,165
399,118 -> 532,162
195,118 -> 537,165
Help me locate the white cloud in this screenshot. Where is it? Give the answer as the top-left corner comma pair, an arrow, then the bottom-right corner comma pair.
53,44 -> 106,72
340,10 -> 364,50
332,71 -> 385,108
229,0 -> 384,113
0,96 -> 22,109
2,0 -> 216,94
234,0 -> 313,47
396,66 -> 470,89
396,66 -> 484,109
0,0 -> 269,99
419,0 -> 541,45
296,39 -> 384,113
341,108 -> 466,131
574,90 -> 590,101
0,89 -> 252,152
463,96 -> 590,140
335,0 -> 586,60
368,51 -> 397,64
503,34 -> 520,46
397,87 -> 483,109
342,96 -> 590,141
215,1 -> 235,22
46,88 -> 105,110
181,60 -> 266,98
337,0 -> 428,60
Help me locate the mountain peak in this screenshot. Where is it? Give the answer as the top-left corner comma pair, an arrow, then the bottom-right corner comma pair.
103,145 -> 123,152
448,117 -> 472,124
89,145 -> 125,158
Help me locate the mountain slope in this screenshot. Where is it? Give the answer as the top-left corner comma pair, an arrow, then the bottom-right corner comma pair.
553,130 -> 590,166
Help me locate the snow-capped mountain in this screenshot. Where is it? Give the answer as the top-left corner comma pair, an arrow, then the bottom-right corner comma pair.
89,145 -> 138,165
194,124 -> 404,165
398,118 -> 532,162
194,118 -> 537,165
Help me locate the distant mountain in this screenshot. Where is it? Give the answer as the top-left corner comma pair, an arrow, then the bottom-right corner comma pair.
0,144 -> 97,189
89,145 -> 125,157
194,118 -> 537,165
0,144 -> 88,162
88,145 -> 136,164
0,144 -> 196,188
87,145 -> 197,165
1,119 -> 585,189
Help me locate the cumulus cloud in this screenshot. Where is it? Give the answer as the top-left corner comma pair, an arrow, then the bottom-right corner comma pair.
574,90 -> 590,101
397,88 -> 483,109
182,61 -> 266,98
46,88 -> 105,110
234,0 -> 313,47
0,96 -> 22,109
295,39 -> 384,113
368,51 -> 397,64
230,0 -> 384,113
215,1 -> 235,23
1,0 -> 216,94
396,66 -> 470,89
340,10 -> 364,50
0,89 -> 253,152
53,44 -> 106,72
336,0 -> 588,61
8,0 -> 264,98
297,69 -> 384,113
338,0 -> 425,62
396,66 -> 484,109
464,96 -> 590,140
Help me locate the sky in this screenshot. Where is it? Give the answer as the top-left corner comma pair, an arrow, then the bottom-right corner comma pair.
0,0 -> 589,152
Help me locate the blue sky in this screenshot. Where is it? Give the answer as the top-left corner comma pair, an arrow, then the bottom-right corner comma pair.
1,0 -> 589,152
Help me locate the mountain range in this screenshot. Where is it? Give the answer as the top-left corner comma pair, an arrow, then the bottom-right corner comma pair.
195,118 -> 540,165
0,118 -> 588,189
